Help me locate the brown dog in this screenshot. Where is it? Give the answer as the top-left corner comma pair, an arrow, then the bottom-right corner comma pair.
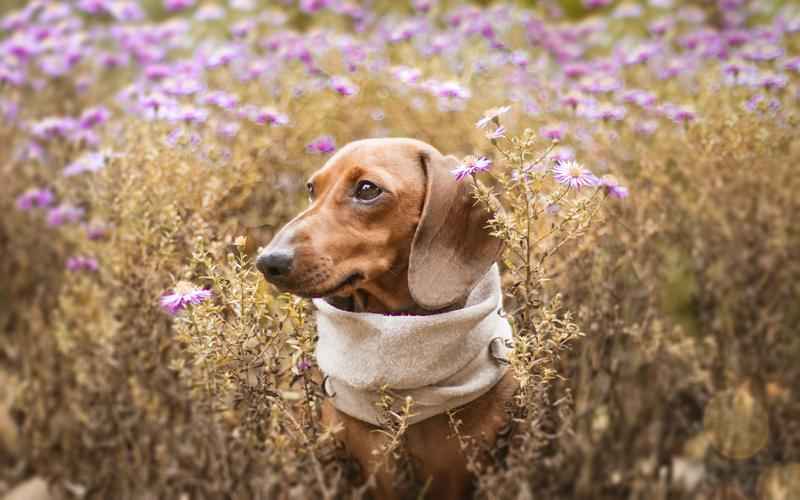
257,138 -> 517,499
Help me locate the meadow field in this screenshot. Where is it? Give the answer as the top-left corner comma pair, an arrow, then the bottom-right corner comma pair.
1,0 -> 799,498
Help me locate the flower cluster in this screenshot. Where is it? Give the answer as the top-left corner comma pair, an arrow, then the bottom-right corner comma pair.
3,1 -> 800,499
159,281 -> 213,315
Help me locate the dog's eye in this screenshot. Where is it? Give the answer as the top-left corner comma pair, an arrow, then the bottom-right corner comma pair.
306,182 -> 315,199
354,181 -> 382,201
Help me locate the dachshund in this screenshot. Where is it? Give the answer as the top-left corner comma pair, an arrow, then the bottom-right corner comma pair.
256,138 -> 517,499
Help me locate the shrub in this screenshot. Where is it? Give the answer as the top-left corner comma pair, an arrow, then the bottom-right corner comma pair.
2,0 -> 799,498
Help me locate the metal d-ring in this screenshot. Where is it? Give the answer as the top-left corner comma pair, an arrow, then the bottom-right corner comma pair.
489,337 -> 513,366
322,375 -> 336,398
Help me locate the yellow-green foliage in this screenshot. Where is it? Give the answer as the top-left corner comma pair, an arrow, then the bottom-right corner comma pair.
2,1 -> 799,499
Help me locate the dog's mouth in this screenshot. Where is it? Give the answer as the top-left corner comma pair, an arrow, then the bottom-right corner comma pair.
317,272 -> 363,297
283,272 -> 363,299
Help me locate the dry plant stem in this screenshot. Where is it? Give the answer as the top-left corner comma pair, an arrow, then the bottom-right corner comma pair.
278,400 -> 340,500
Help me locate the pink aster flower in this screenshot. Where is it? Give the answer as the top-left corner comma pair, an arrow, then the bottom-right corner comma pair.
202,91 -> 239,110
217,122 -> 241,139
306,135 -> 336,154
64,151 -> 107,177
66,256 -> 99,272
300,0 -> 331,14
164,0 -> 195,12
601,177 -> 629,199
79,106 -> 111,129
296,358 -> 312,374
661,104 -> 696,123
583,0 -> 612,8
540,123 -> 567,141
486,126 -> 506,140
552,160 -> 600,189
784,57 -> 800,73
330,76 -> 359,96
475,105 -> 511,129
391,66 -> 421,84
635,120 -> 659,135
248,107 -> 289,127
46,204 -> 85,226
85,222 -> 111,240
31,117 -> 78,140
16,188 -> 55,211
413,0 -> 435,13
434,80 -> 472,100
160,281 -> 212,315
550,146 -> 576,163
451,156 -> 492,181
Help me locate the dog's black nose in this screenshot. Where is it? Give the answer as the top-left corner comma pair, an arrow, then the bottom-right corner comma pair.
256,250 -> 294,281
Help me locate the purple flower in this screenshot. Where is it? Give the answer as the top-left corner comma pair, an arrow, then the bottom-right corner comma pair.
79,106 -> 111,129
621,89 -> 657,108
145,64 -> 172,80
613,3 -> 643,18
64,151 -> 107,177
162,77 -> 203,97
296,358 -> 312,373
661,104 -> 697,123
206,46 -> 238,68
195,4 -> 225,20
601,178 -> 629,199
300,0 -> 331,14
306,135 -> 336,154
202,91 -> 239,110
550,146 -> 576,163
31,117 -> 77,140
623,43 -> 661,65
391,66 -> 421,84
741,42 -> 783,62
16,188 -> 55,211
330,76 -> 359,96
635,120 -> 659,135
560,92 -> 585,110
164,0 -> 195,12
433,80 -> 472,100
99,52 -> 130,69
451,156 -> 492,181
160,281 -> 212,315
217,122 -> 241,139
0,65 -> 26,87
583,0 -> 612,8
784,57 -> 800,73
66,256 -> 99,272
552,161 -> 600,189
648,17 -> 674,37
249,107 -> 289,127
108,1 -> 144,21
540,123 -> 567,141
46,204 -> 85,227
486,126 -> 506,140
175,106 -> 208,124
745,94 -> 781,113
758,72 -> 788,90
413,0 -> 434,13
77,0 -> 108,14
475,105 -> 511,129
85,222 -> 111,240
580,75 -> 621,94
588,104 -> 627,122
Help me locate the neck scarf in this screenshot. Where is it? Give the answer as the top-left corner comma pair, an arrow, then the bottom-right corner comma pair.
313,264 -> 512,426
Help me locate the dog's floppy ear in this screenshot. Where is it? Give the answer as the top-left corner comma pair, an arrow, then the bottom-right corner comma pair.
408,151 -> 503,311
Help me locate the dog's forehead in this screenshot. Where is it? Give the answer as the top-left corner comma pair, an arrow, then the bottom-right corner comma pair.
312,139 -> 430,184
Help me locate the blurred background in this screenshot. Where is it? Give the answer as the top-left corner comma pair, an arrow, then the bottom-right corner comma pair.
1,0 -> 799,498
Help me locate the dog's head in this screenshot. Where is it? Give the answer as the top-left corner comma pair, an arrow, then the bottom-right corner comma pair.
256,138 -> 502,312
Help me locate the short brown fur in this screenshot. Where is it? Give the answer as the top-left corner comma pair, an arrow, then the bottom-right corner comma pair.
259,138 -> 516,499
